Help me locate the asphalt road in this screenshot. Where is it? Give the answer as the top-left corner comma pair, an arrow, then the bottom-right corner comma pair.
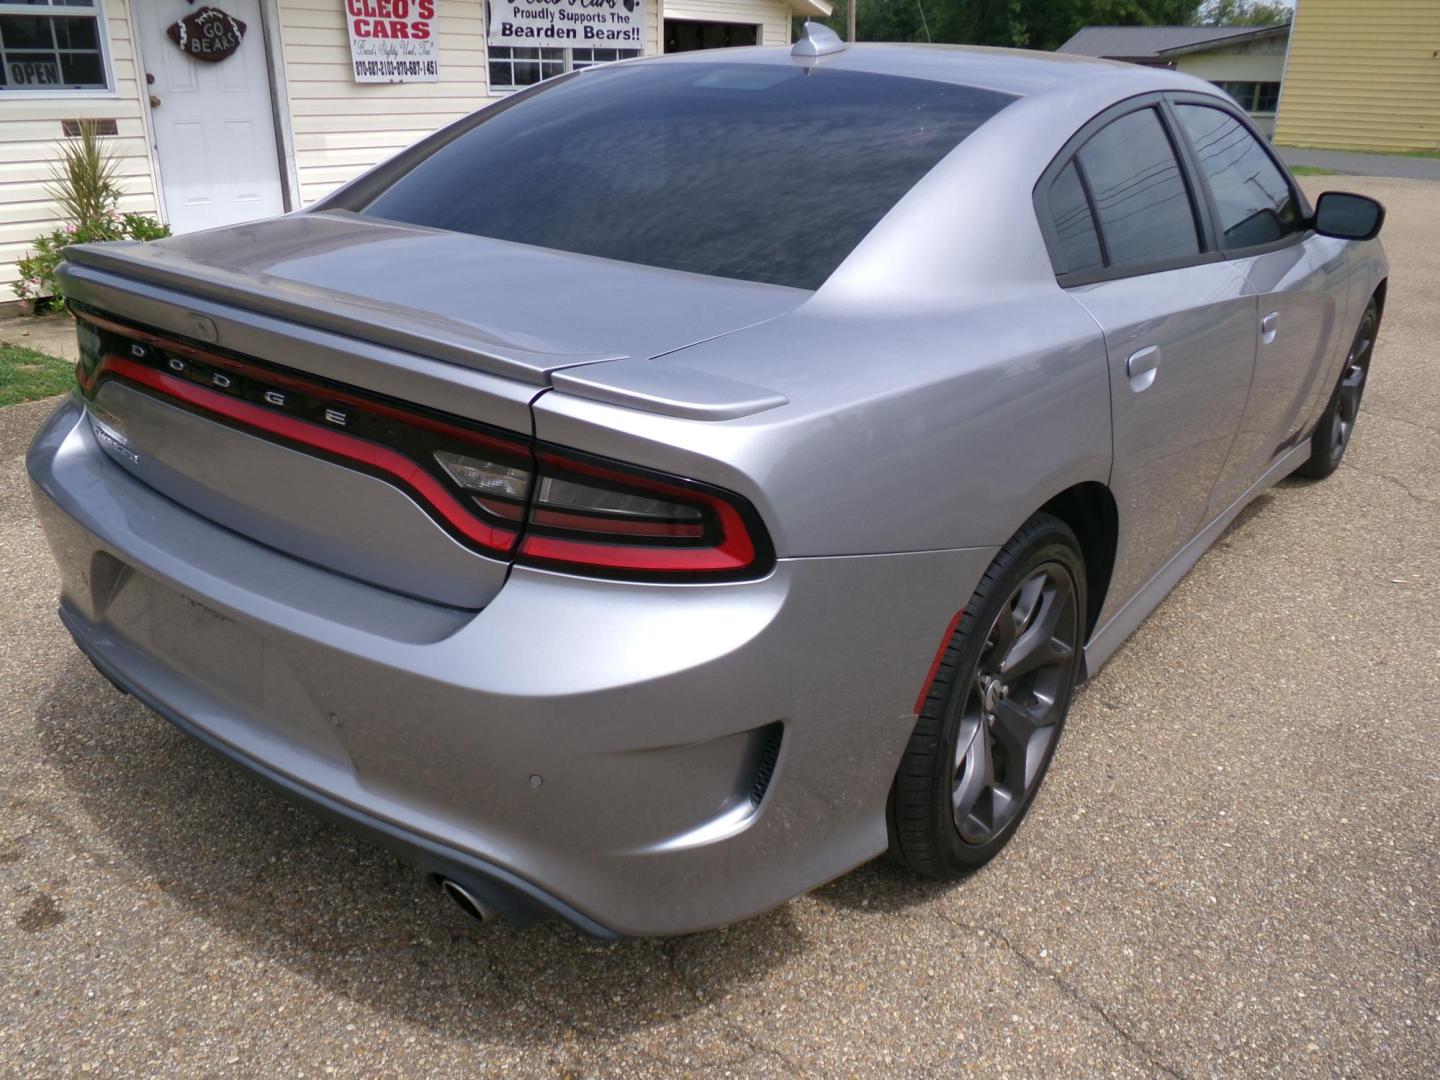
1277,147 -> 1440,183
3,176 -> 1437,1078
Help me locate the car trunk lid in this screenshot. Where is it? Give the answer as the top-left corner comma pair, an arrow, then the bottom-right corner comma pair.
56,214 -> 806,609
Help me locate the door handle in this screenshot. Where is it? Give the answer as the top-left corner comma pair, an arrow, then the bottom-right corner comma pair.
148,94 -> 161,109
1126,345 -> 1161,392
1261,311 -> 1279,344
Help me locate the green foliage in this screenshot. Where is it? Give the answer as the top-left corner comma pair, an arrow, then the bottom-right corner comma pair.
0,343 -> 74,407
122,212 -> 171,242
802,0 -> 1210,52
13,213 -> 171,314
800,0 -> 1287,51
12,122 -> 169,313
1194,0 -> 1292,26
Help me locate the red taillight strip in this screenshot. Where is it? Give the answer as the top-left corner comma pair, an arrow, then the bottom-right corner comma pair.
519,531 -> 752,573
914,608 -> 966,715
100,355 -> 518,553
76,309 -> 519,455
528,508 -> 705,538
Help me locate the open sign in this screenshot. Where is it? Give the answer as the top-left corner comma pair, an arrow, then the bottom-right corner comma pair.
10,60 -> 62,86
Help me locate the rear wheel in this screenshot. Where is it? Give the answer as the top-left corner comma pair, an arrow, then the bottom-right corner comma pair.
1295,299 -> 1377,480
889,513 -> 1085,877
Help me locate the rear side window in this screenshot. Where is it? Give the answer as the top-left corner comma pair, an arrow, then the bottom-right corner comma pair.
1174,103 -> 1301,249
1074,107 -> 1200,271
359,64 -> 1015,290
1045,161 -> 1104,275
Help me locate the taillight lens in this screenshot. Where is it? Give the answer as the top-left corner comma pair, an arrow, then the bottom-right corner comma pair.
433,450 -> 532,522
517,447 -> 772,581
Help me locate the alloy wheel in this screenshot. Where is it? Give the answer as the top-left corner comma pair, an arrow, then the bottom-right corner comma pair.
1330,317 -> 1374,463
952,562 -> 1079,845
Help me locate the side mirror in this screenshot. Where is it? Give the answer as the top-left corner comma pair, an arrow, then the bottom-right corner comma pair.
1312,191 -> 1385,241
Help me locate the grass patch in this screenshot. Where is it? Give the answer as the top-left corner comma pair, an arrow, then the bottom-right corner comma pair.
0,343 -> 74,407
1279,145 -> 1440,160
1289,165 -> 1338,176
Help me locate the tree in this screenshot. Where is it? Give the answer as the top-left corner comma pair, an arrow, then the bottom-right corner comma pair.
801,1 -> 1212,52
1193,0 -> 1292,25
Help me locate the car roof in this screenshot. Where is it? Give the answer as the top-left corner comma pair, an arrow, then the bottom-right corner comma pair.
641,41 -> 1202,100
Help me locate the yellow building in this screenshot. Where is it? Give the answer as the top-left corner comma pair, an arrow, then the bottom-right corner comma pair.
1275,0 -> 1440,153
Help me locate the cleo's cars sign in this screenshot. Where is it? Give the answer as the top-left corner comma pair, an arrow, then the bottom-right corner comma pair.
347,0 -> 439,83
488,0 -> 644,49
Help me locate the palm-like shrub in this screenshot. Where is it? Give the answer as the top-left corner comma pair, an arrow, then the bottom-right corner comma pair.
11,122 -> 169,313
44,122 -> 122,232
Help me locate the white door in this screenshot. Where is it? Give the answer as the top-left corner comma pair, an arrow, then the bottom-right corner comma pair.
136,0 -> 285,234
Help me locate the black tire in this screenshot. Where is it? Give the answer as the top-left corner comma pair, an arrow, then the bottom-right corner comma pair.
1295,299 -> 1378,480
889,513 -> 1086,878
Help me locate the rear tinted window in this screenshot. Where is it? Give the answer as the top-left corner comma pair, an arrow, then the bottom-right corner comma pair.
1074,107 -> 1200,271
360,63 -> 1015,289
1174,103 -> 1301,249
1046,161 -> 1104,275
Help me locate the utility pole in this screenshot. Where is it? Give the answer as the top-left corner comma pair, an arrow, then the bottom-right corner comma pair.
847,0 -> 856,43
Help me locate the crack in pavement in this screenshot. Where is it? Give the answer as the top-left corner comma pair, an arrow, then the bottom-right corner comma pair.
942,916 -> 1189,1080
1339,461 -> 1437,507
1366,411 -> 1440,440
660,939 -> 823,1079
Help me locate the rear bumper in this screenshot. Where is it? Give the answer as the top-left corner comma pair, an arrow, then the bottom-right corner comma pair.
61,606 -> 614,935
28,396 -> 995,936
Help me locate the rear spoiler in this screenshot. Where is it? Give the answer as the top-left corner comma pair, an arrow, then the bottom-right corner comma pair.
59,241 -> 789,421
58,242 -> 624,386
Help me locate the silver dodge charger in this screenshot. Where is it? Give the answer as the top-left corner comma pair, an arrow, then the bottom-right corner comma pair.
27,28 -> 1388,936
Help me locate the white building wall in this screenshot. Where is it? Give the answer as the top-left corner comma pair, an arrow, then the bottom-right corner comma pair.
0,0 -> 160,294
277,0 -> 494,206
1175,47 -> 1286,85
663,0 -> 790,47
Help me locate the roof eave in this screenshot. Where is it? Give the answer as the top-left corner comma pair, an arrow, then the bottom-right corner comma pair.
1155,24 -> 1289,58
786,0 -> 834,17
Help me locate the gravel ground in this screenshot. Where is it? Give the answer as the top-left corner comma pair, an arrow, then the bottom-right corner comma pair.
2,176 -> 1437,1078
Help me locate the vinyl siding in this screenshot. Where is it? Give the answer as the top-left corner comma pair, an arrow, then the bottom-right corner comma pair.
663,0 -> 791,48
1275,0 -> 1440,152
0,0 -> 159,293
1173,39 -> 1286,85
276,0 -> 494,206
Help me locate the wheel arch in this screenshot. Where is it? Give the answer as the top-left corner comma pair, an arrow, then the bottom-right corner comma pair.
1036,481 -> 1118,644
1372,278 -> 1388,321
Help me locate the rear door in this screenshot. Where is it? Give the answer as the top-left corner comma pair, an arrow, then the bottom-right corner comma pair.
1035,99 -> 1258,621
1168,98 -> 1353,513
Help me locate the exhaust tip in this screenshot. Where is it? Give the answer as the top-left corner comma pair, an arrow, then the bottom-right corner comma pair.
440,878 -> 501,923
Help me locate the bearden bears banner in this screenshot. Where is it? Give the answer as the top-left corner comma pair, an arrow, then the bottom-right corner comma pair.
487,0 -> 644,50
347,0 -> 440,83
